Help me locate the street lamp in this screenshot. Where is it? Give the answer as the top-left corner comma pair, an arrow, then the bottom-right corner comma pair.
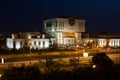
83,52 -> 88,58
1,58 -> 4,64
29,43 -> 32,54
0,73 -> 2,78
92,64 -> 96,68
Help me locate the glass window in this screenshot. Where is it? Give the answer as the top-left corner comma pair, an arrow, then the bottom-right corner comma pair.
20,41 -> 22,47
46,21 -> 52,27
63,21 -> 64,27
13,41 -> 16,49
34,41 -> 36,45
56,21 -> 57,27
43,41 -> 45,45
59,21 -> 61,27
38,41 -> 41,45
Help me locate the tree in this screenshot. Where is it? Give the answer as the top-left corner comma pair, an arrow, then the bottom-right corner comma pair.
92,52 -> 114,68
1,66 -> 41,80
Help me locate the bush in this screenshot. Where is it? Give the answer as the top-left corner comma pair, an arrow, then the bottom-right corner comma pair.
92,52 -> 114,68
1,66 -> 41,80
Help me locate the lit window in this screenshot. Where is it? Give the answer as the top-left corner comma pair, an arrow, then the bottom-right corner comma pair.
28,35 -> 31,39
37,36 -> 40,38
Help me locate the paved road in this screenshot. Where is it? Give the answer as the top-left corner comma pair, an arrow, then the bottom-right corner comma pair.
0,53 -> 119,69
0,48 -> 119,69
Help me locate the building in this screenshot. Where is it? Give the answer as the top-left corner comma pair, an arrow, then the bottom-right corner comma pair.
81,32 -> 120,48
6,32 -> 49,50
43,17 -> 85,47
5,17 -> 120,50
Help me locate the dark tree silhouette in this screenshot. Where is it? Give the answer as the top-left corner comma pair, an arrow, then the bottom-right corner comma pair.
92,52 -> 114,68
1,66 -> 41,80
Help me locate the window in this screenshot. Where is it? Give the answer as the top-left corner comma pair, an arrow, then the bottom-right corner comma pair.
43,41 -> 45,46
79,22 -> 82,28
69,39 -> 70,42
20,41 -> 22,47
24,41 -> 27,46
13,41 -> 16,49
62,21 -> 64,29
46,21 -> 52,27
59,21 -> 61,27
37,36 -> 40,38
59,21 -> 64,30
56,21 -> 57,27
38,41 -> 41,45
34,41 -> 36,45
63,21 -> 64,27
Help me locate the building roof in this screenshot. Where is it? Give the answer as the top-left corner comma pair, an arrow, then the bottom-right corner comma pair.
82,32 -> 120,39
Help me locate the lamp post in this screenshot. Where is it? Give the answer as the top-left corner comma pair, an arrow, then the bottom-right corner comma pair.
82,52 -> 89,67
1,58 -> 4,64
83,52 -> 88,58
118,49 -> 120,64
29,43 -> 32,54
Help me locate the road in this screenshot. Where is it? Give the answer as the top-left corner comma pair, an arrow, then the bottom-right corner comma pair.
0,53 -> 119,69
0,48 -> 119,69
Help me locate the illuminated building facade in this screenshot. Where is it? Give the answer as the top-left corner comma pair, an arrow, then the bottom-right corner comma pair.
82,33 -> 120,48
6,32 -> 49,49
5,17 -> 120,49
43,17 -> 85,47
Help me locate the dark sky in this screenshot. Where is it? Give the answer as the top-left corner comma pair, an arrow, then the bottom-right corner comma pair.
0,0 -> 120,33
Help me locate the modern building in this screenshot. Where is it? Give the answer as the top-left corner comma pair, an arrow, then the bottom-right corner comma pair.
43,17 -> 85,47
6,32 -> 49,50
81,32 -> 120,48
5,17 -> 120,50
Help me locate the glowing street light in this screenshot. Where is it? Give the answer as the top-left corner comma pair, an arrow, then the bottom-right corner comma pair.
83,52 -> 88,57
1,58 -> 4,64
0,73 -> 2,78
92,64 -> 96,68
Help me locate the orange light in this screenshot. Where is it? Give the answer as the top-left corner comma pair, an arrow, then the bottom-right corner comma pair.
92,64 -> 96,68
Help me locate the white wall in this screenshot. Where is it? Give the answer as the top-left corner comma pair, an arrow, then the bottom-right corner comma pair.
6,38 -> 49,50
6,38 -> 13,49
55,18 -> 85,32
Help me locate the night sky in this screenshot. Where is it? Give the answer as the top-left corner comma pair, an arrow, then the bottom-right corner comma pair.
0,0 -> 120,33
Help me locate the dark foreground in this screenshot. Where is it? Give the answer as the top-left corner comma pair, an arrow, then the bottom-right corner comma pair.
1,64 -> 120,80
